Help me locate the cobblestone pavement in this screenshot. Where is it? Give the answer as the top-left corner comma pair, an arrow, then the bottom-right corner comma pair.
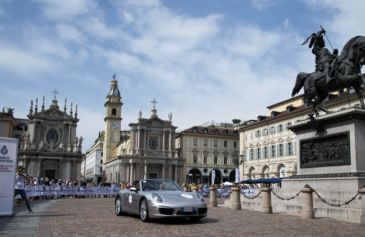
2,198 -> 365,237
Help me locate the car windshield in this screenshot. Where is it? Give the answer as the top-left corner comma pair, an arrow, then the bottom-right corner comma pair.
141,179 -> 182,191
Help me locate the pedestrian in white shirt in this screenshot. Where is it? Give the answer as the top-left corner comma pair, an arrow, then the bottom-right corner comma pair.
14,167 -> 32,213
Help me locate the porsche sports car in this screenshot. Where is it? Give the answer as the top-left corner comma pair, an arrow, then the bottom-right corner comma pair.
114,179 -> 207,222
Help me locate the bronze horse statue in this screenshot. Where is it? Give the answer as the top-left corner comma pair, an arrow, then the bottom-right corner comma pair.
292,35 -> 365,116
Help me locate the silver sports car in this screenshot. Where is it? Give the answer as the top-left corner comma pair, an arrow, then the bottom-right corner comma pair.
114,179 -> 207,222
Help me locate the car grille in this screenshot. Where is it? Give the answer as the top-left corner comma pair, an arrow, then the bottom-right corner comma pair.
159,208 -> 174,215
176,209 -> 197,216
198,208 -> 207,215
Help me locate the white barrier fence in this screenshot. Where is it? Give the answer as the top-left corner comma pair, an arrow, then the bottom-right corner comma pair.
18,185 -> 121,199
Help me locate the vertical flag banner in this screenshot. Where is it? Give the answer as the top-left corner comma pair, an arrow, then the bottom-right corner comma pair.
211,169 -> 216,185
235,168 -> 240,184
0,138 -> 18,216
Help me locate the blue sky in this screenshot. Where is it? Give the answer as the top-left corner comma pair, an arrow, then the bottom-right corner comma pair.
1,0 -> 364,151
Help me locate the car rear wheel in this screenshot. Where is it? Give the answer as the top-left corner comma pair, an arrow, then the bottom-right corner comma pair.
139,198 -> 149,222
115,196 -> 123,216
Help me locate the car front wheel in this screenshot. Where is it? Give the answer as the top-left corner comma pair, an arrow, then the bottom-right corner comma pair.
115,196 -> 123,216
139,198 -> 149,222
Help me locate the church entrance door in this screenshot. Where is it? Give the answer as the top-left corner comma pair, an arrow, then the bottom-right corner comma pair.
45,169 -> 56,180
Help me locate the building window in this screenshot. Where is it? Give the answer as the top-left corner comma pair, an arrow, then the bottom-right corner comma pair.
287,142 -> 293,155
270,126 -> 276,134
111,108 -> 117,116
255,130 -> 261,138
224,156 -> 227,165
204,139 -> 208,147
214,140 -> 218,148
204,155 -> 207,164
250,132 -> 254,139
256,147 -> 261,160
278,144 -> 284,156
286,122 -> 292,130
277,124 -> 284,132
263,128 -> 268,136
271,145 -> 276,158
279,164 -> 286,178
214,156 -> 218,164
233,141 -> 237,148
264,146 -> 268,159
193,155 -> 197,164
224,140 -> 227,147
250,149 -> 254,160
193,138 -> 198,146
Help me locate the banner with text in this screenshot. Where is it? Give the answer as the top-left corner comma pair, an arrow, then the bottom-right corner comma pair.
0,137 -> 18,216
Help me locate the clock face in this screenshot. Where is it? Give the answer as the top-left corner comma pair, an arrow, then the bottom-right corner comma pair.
46,129 -> 59,144
149,137 -> 158,150
111,122 -> 117,129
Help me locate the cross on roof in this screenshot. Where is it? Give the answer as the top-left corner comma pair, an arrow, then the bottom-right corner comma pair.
52,89 -> 59,100
151,99 -> 157,109
112,73 -> 116,80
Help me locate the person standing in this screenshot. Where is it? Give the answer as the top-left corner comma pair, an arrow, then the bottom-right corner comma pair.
14,167 -> 32,213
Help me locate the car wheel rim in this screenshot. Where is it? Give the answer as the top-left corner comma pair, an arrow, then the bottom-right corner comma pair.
116,199 -> 121,214
140,200 -> 146,220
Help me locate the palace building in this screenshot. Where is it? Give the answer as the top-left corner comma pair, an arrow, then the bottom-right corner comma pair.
176,124 -> 239,184
101,77 -> 184,184
238,90 -> 364,180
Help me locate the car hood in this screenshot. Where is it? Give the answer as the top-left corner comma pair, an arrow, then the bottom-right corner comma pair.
150,191 -> 204,205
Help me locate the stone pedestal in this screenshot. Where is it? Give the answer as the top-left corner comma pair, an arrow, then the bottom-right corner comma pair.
300,185 -> 314,219
230,186 -> 242,210
282,108 -> 365,223
261,187 -> 272,214
209,186 -> 217,207
285,108 -> 365,192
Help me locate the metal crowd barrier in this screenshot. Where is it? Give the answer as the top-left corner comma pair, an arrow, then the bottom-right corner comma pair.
20,185 -> 121,199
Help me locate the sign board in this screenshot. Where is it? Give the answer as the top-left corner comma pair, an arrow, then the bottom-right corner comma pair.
211,169 -> 216,184
0,137 -> 18,216
235,168 -> 240,184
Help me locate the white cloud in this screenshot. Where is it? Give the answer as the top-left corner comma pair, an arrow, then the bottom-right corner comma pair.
35,0 -> 97,21
81,17 -> 120,40
0,46 -> 56,77
250,0 -> 274,10
56,24 -> 86,44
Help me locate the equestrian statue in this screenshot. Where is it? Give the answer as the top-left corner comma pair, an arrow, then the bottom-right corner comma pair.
291,26 -> 365,117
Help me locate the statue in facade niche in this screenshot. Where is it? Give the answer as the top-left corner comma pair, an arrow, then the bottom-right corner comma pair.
291,26 -> 365,117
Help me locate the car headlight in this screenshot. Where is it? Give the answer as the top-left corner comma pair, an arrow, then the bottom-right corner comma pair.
152,193 -> 163,203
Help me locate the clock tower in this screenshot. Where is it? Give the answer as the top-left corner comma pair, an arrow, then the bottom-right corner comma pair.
103,74 -> 122,163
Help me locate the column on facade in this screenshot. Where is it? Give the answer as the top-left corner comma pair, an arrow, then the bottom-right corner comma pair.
130,130 -> 135,155
162,130 -> 166,152
167,163 -> 172,179
75,161 -> 81,181
136,128 -> 140,154
64,161 -> 71,181
168,130 -> 172,157
162,163 -> 166,179
144,129 -> 147,152
68,124 -> 72,151
37,160 -> 41,178
174,165 -> 179,182
144,162 -> 148,179
129,163 -> 134,183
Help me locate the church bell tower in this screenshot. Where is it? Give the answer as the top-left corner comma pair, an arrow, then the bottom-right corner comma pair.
103,74 -> 122,163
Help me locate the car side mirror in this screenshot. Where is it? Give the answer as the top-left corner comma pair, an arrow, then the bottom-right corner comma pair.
130,187 -> 138,193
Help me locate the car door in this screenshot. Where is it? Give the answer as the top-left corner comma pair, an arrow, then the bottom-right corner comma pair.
122,191 -> 134,213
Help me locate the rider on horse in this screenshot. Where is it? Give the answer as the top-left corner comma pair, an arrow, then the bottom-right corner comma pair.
302,27 -> 337,85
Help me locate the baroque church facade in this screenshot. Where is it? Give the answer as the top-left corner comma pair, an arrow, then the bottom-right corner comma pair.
13,95 -> 82,181
103,77 -> 184,184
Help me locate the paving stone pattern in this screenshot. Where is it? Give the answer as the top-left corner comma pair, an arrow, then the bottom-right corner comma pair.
37,198 -> 365,237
